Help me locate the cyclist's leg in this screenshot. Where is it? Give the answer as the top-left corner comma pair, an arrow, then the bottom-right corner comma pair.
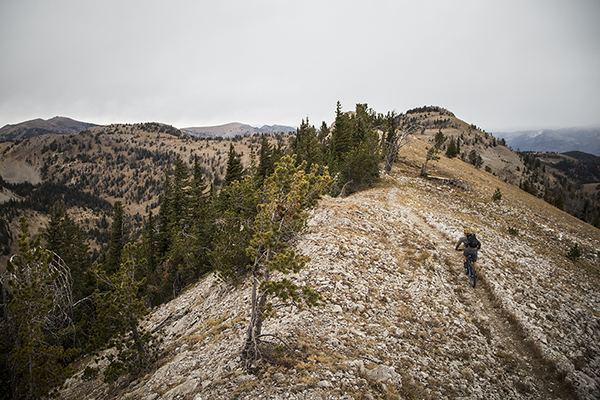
465,250 -> 476,276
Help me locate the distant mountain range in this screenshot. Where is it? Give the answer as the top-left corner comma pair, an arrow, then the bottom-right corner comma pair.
181,122 -> 296,138
495,125 -> 600,156
0,117 -> 98,141
0,118 -> 296,142
4,116 -> 598,157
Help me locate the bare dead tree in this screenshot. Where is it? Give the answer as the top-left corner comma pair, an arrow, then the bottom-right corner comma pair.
2,251 -> 75,340
384,124 -> 422,172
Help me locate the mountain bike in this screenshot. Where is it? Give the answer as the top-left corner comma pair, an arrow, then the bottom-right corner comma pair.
464,255 -> 477,288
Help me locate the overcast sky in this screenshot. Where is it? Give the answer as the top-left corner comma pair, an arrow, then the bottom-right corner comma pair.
1,0 -> 599,132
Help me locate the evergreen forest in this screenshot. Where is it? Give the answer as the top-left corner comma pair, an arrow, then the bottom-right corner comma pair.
0,102 -> 397,399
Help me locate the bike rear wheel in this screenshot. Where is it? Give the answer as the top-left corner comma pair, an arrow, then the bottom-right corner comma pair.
466,255 -> 477,288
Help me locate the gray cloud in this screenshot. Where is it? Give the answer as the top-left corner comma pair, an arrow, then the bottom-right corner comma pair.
1,0 -> 599,131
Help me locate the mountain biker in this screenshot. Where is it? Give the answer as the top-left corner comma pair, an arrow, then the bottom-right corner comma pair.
455,229 -> 481,274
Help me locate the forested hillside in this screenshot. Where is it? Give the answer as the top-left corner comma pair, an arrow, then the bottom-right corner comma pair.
1,103 -> 599,399
58,115 -> 599,400
0,102 -> 385,399
0,122 -> 289,263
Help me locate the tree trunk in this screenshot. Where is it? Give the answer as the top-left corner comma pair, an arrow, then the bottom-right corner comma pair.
421,157 -> 429,177
130,313 -> 146,361
384,141 -> 398,172
242,269 -> 269,364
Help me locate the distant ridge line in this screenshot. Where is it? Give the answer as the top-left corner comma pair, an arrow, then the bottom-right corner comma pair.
181,122 -> 296,138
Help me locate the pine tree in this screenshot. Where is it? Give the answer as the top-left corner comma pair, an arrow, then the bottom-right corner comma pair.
445,138 -> 458,158
255,135 -> 274,187
171,154 -> 191,229
157,172 -> 173,259
190,155 -> 212,277
44,201 -> 92,302
421,130 -> 446,177
567,243 -> 581,260
469,149 -> 484,169
383,114 -> 419,173
290,118 -> 323,173
493,187 -> 503,202
318,121 -> 330,143
434,129 -> 446,147
191,155 -> 209,223
210,176 -> 258,281
327,102 -> 381,196
329,101 -> 352,165
91,243 -> 158,382
3,217 -> 76,399
241,155 -> 331,363
139,211 -> 160,306
352,103 -> 374,144
106,201 -> 125,274
338,129 -> 380,196
224,143 -> 243,187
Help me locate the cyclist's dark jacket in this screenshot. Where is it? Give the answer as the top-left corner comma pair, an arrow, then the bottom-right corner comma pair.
455,235 -> 481,251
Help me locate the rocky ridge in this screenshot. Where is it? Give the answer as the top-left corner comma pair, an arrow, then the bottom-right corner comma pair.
60,141 -> 600,400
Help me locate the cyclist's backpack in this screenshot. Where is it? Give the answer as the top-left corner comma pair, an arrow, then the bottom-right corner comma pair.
467,233 -> 480,248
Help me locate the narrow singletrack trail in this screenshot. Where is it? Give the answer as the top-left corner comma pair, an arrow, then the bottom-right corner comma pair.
425,212 -> 576,399
381,179 -> 579,398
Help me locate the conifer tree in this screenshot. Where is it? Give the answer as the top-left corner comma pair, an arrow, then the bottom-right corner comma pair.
381,111 -> 397,156
290,118 -> 323,173
224,143 -> 243,187
329,101 -> 352,165
255,135 -> 274,187
44,201 -> 92,302
318,121 -> 330,143
493,187 -> 503,202
3,217 -> 76,399
434,129 -> 446,147
190,155 -> 212,276
446,138 -> 458,158
210,175 -> 258,281
170,154 -> 191,229
469,149 -> 484,168
157,172 -> 173,259
191,155 -> 209,223
326,102 -> 381,195
138,211 -> 160,306
106,201 -> 125,274
144,210 -> 157,274
241,155 -> 331,363
421,130 -> 446,176
383,114 -> 419,173
91,243 -> 157,382
339,129 -> 380,195
210,143 -> 252,281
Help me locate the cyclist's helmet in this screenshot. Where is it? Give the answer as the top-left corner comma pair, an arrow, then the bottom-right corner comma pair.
464,228 -> 472,235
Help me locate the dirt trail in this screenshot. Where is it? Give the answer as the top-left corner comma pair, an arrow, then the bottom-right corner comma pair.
383,177 -> 574,398
420,208 -> 576,399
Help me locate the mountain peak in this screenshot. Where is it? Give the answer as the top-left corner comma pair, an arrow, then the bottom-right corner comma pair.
0,117 -> 97,141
